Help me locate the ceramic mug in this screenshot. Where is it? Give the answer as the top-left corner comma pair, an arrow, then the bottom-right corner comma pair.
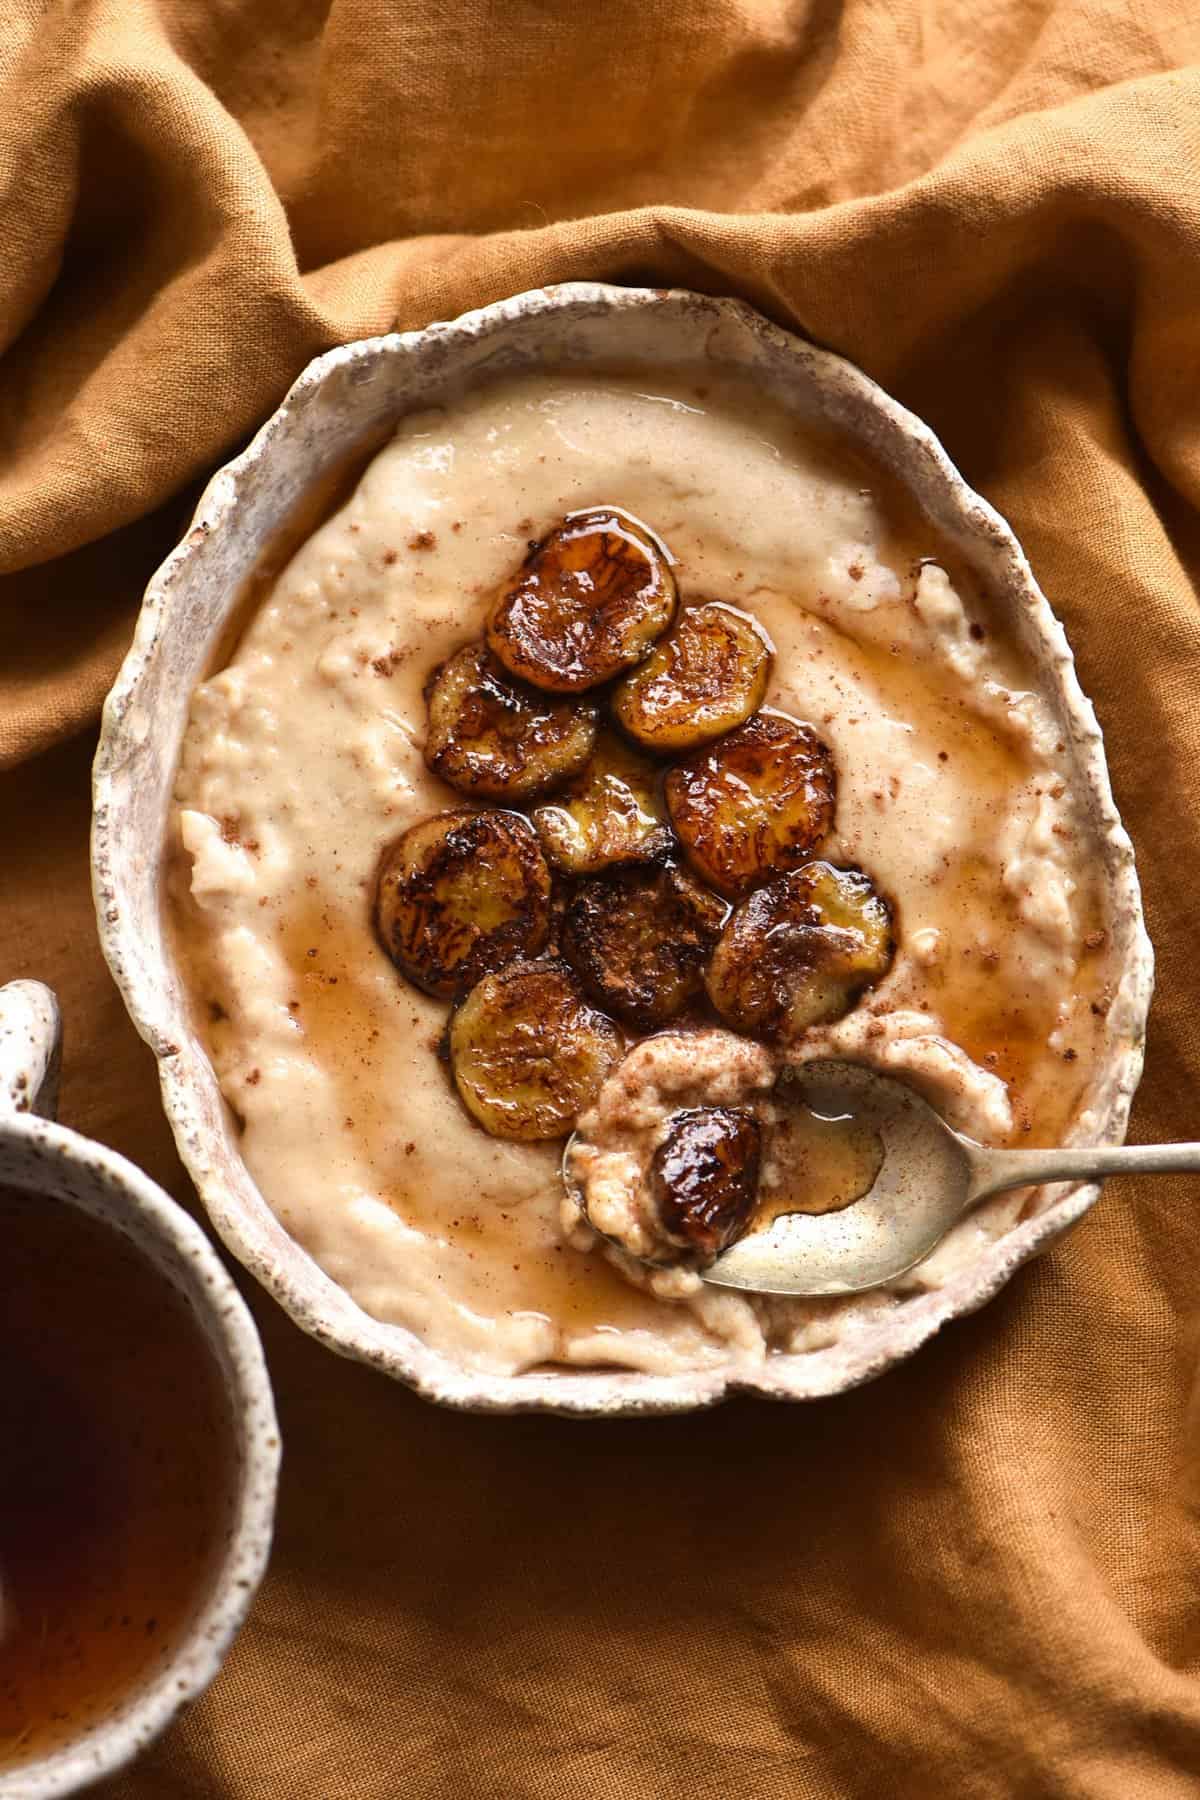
0,980 -> 279,1798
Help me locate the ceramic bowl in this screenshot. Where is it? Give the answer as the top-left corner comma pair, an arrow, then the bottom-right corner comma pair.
91,283 -> 1153,1416
0,980 -> 279,1797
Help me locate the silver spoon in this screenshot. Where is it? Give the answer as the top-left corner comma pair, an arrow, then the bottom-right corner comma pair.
702,1060 -> 1200,1297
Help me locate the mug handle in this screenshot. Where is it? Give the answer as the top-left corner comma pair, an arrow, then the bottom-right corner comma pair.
0,980 -> 62,1120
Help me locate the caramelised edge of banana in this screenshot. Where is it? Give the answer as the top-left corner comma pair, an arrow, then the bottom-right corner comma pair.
424,641 -> 599,802
706,860 -> 895,1040
650,1106 -> 764,1259
531,731 -> 672,875
560,857 -> 729,1031
449,958 -> 624,1142
664,710 -> 837,898
374,809 -> 551,1000
486,506 -> 678,693
612,601 -> 773,753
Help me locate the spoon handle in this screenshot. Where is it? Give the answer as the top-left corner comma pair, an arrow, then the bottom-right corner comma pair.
968,1139 -> 1200,1202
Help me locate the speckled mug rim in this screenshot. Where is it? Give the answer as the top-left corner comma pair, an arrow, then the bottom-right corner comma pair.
0,982 -> 279,1798
91,282 -> 1154,1417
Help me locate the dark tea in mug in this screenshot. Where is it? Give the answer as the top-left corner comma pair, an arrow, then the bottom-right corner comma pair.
0,1185 -> 236,1769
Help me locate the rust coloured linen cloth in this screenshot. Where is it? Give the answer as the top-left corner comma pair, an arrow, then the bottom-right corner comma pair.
3,0 -> 1200,1794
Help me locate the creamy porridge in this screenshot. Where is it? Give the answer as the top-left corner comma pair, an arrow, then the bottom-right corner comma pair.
169,371 -> 1114,1378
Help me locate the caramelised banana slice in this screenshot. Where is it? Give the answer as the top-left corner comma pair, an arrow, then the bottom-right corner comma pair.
651,1107 -> 763,1258
531,732 -> 671,875
664,711 -> 835,896
560,860 -> 728,1031
424,642 -> 598,801
374,810 -> 551,999
487,508 -> 677,692
450,959 -> 623,1141
612,602 -> 772,752
706,860 -> 894,1039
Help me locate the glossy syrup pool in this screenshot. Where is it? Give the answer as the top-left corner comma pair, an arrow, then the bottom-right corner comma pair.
0,1186 -> 235,1770
753,1091 -> 885,1225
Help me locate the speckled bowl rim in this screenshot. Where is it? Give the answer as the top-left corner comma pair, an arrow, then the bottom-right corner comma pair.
0,996 -> 279,1795
92,283 -> 1154,1417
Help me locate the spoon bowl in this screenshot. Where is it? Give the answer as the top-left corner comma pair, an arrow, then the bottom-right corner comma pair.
706,1062 -> 972,1297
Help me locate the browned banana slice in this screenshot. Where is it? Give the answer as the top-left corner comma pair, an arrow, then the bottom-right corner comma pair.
375,810 -> 551,999
531,733 -> 671,875
560,861 -> 728,1031
651,1107 -> 763,1257
486,508 -> 677,692
450,959 -> 623,1141
706,861 -> 894,1039
664,711 -> 835,896
424,642 -> 598,801
612,602 -> 773,752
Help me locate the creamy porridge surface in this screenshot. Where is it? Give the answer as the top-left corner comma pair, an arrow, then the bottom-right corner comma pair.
171,371 -> 1114,1377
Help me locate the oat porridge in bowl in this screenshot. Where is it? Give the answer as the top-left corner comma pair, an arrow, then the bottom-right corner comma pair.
92,285 -> 1151,1413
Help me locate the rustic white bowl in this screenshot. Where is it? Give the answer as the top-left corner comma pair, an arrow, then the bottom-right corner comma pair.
0,980 -> 278,1796
92,283 -> 1153,1416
